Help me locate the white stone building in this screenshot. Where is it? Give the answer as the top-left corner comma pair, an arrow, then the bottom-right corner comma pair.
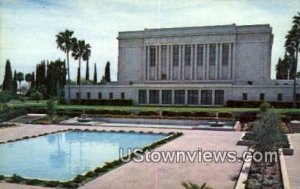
66,24 -> 300,105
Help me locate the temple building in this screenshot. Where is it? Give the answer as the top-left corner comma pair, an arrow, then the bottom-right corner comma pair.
65,24 -> 300,105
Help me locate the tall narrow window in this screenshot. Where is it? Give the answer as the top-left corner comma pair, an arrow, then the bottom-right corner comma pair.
242,93 -> 248,101
260,93 -> 265,101
184,45 -> 191,66
149,90 -> 159,104
150,46 -> 156,67
174,90 -> 185,104
222,44 -> 229,65
173,45 -> 179,66
76,92 -> 79,99
201,90 -> 212,105
87,92 -> 91,99
109,92 -> 113,99
209,44 -> 216,65
188,90 -> 198,105
138,90 -> 147,104
162,90 -> 172,104
197,45 -> 204,66
121,92 -> 125,99
98,92 -> 102,99
296,94 -> 300,101
215,90 -> 224,105
277,93 -> 282,101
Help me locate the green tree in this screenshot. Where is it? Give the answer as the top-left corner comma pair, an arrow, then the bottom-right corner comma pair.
35,61 -> 46,88
56,29 -> 75,104
83,42 -> 91,81
31,72 -> 35,89
2,60 -> 13,92
30,90 -> 43,103
285,12 -> 300,106
13,70 -> 18,94
16,72 -> 24,92
25,73 -> 32,89
104,61 -> 111,82
93,63 -> 97,84
252,110 -> 284,187
47,98 -> 56,119
0,91 -> 12,112
72,39 -> 88,104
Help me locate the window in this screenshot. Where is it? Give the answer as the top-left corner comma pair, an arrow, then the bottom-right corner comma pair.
277,93 -> 282,101
242,93 -> 248,101
162,90 -> 172,104
76,92 -> 79,99
201,90 -> 212,105
209,44 -> 216,65
150,46 -> 156,67
215,90 -> 224,105
87,92 -> 91,99
297,94 -> 300,101
138,90 -> 147,104
98,92 -> 102,99
188,90 -> 199,105
149,90 -> 159,104
173,45 -> 179,66
197,45 -> 204,66
222,44 -> 229,65
174,90 -> 185,104
109,92 -> 113,99
161,74 -> 167,80
121,92 -> 125,99
259,93 -> 265,101
184,45 -> 191,66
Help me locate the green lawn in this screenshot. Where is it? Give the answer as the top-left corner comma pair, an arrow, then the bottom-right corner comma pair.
7,100 -> 300,114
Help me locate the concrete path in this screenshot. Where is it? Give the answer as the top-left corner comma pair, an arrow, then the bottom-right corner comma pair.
285,134 -> 300,189
0,124 -> 247,189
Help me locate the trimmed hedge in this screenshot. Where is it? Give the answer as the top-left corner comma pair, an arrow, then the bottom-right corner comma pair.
71,99 -> 133,106
227,100 -> 300,108
0,108 -> 28,123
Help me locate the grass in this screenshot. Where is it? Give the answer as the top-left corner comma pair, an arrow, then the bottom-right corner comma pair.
7,100 -> 300,114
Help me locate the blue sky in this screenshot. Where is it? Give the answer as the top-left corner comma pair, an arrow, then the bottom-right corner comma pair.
0,0 -> 299,84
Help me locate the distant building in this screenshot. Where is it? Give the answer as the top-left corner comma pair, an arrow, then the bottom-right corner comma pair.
65,24 -> 300,105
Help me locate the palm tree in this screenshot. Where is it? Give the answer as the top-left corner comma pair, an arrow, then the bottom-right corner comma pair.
56,29 -> 75,104
25,73 -> 32,89
83,43 -> 91,81
182,182 -> 213,189
72,39 -> 87,104
16,72 -> 24,93
285,12 -> 300,106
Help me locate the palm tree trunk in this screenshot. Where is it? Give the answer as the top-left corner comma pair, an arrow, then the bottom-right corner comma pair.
67,51 -> 71,104
79,58 -> 82,104
293,42 -> 298,108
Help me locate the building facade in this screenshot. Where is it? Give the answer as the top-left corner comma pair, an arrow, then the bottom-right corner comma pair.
66,24 -> 300,105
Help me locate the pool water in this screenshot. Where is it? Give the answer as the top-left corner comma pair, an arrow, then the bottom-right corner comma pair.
0,131 -> 165,181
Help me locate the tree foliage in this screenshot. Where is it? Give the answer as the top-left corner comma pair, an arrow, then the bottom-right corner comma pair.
2,60 -> 13,92
104,61 -> 111,82
93,63 -> 97,84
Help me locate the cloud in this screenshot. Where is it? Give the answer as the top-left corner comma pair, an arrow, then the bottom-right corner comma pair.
0,0 -> 299,84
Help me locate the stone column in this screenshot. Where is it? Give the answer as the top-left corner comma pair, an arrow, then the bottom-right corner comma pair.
155,45 -> 159,80
144,46 -> 147,81
147,46 -> 150,81
158,45 -> 161,80
182,45 -> 185,80
194,44 -> 198,80
203,44 -> 206,80
219,44 -> 223,80
212,90 -> 215,105
228,43 -> 232,80
146,89 -> 149,104
190,44 -> 194,80
178,45 -> 182,80
206,44 -> 210,80
215,44 -> 218,80
166,45 -> 169,80
170,45 -> 173,80
232,43 -> 236,80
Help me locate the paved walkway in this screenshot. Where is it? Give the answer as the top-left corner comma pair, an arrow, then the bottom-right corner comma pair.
0,124 -> 247,189
285,134 -> 300,189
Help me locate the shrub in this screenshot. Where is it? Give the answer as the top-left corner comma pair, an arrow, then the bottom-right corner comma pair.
259,101 -> 271,113
30,91 -> 43,103
0,175 -> 5,180
138,111 -> 159,116
45,181 -> 61,187
227,100 -> 300,108
0,108 -> 27,122
234,112 -> 257,123
10,174 -> 24,183
218,112 -> 233,118
71,99 -> 133,106
194,112 -> 215,118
